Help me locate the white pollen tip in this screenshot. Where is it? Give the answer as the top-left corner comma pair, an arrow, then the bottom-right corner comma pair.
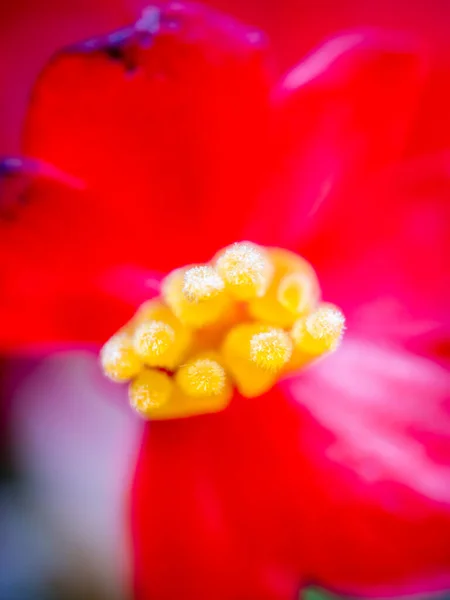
182,265 -> 225,302
216,242 -> 273,299
133,320 -> 175,359
307,304 -> 346,340
250,329 -> 293,371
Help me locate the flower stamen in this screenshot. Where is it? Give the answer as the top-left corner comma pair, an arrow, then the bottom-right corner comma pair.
277,272 -> 317,316
291,303 -> 345,355
100,333 -> 141,382
176,356 -> 227,397
133,320 -> 175,363
100,243 -> 345,418
129,369 -> 173,417
182,265 -> 225,302
250,328 -> 293,371
163,268 -> 230,327
215,242 -> 273,299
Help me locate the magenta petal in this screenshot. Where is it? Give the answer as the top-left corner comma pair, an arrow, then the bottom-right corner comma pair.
303,152 -> 450,361
280,337 -> 450,596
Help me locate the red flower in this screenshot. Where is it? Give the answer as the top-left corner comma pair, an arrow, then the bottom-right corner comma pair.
1,2 -> 449,599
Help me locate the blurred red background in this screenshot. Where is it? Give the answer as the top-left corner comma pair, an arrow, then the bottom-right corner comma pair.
0,2 -> 449,599
1,0 -> 450,155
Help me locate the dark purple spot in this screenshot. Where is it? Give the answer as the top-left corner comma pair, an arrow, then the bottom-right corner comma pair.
0,158 -> 32,221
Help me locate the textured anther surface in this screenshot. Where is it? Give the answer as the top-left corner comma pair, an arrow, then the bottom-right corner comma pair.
100,242 -> 345,418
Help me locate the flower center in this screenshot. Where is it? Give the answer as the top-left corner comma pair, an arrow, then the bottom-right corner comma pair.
100,242 -> 345,419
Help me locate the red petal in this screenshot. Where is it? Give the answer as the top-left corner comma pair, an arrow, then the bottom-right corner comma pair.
282,339 -> 450,595
24,2 -> 271,271
0,158 -> 159,348
131,406 -> 303,600
247,30 -> 425,246
131,339 -> 450,597
0,0 -> 133,153
303,153 -> 450,362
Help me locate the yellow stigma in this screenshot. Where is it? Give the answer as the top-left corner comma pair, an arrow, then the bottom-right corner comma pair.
162,268 -> 230,327
134,299 -> 173,323
249,328 -> 293,372
133,320 -> 175,364
100,242 -> 345,418
132,299 -> 192,369
183,265 -> 225,302
129,369 -> 173,418
277,272 -> 317,316
176,355 -> 227,397
221,323 -> 280,397
100,333 -> 142,382
215,242 -> 273,299
248,248 -> 320,327
291,303 -> 346,355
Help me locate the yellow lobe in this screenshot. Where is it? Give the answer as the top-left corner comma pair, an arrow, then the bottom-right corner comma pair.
129,369 -> 173,418
100,333 -> 142,383
176,354 -> 227,398
133,320 -> 175,363
249,247 -> 321,327
133,299 -> 192,369
249,328 -> 293,372
221,323 -> 281,397
162,268 -> 230,328
137,379 -> 233,420
291,303 -> 345,356
134,299 -> 178,328
277,272 -> 318,316
189,301 -> 249,356
183,265 -> 225,302
215,242 -> 273,300
100,242 -> 344,418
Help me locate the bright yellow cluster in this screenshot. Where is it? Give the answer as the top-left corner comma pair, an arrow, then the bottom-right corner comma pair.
100,242 -> 345,420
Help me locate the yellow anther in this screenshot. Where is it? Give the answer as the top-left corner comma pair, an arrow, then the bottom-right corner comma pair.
162,268 -> 230,328
101,242 -> 344,418
176,355 -> 227,397
221,323 -> 280,397
132,299 -> 192,369
277,272 -> 318,316
249,328 -> 293,372
307,303 -> 345,348
292,303 -> 345,355
249,248 -> 320,327
133,320 -> 175,364
100,333 -> 142,382
134,299 -> 177,327
183,265 -> 225,302
129,369 -> 173,418
189,301 -> 248,356
141,378 -> 233,420
215,242 -> 273,300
